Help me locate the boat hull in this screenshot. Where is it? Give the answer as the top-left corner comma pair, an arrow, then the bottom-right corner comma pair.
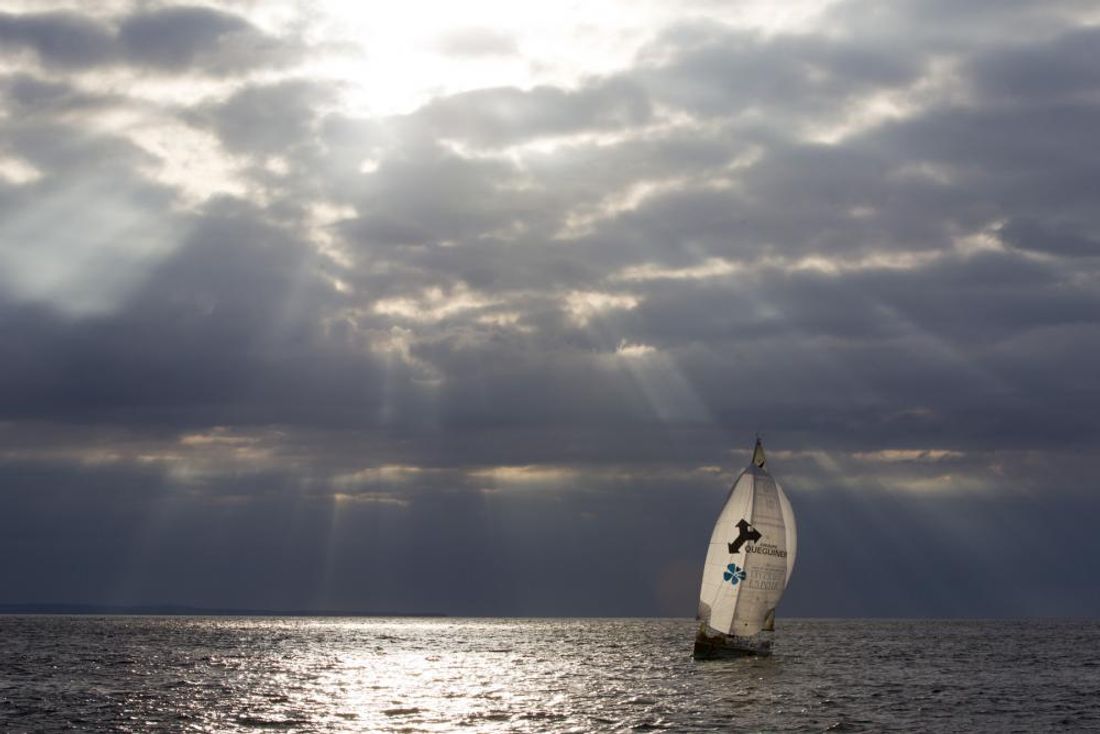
692,633 -> 772,660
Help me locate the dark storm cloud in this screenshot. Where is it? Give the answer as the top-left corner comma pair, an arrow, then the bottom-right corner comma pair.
3,454 -> 1098,616
0,198 -> 383,426
411,78 -> 652,146
2,0 -> 1100,616
826,0 -> 1099,50
0,73 -> 119,116
340,142 -> 559,249
4,2 -> 1097,451
193,79 -> 337,155
1000,218 -> 1100,257
3,116 -> 154,176
638,21 -> 921,119
117,5 -> 294,72
0,5 -> 298,74
0,10 -> 114,68
968,27 -> 1100,104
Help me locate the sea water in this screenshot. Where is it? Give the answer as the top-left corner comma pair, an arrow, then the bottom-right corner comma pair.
1,616 -> 1097,732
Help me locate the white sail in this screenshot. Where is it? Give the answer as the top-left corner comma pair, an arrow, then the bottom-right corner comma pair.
697,439 -> 797,639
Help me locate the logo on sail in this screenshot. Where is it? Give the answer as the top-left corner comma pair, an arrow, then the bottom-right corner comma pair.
723,563 -> 746,586
727,518 -> 761,553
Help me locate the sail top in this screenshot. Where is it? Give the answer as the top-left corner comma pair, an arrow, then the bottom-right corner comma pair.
752,437 -> 766,468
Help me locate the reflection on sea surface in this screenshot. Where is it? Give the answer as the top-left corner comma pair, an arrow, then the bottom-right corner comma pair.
1,617 -> 1098,732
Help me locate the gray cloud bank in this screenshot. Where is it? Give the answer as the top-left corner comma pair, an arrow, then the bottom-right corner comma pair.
1,0 -> 1098,617
0,5 -> 300,73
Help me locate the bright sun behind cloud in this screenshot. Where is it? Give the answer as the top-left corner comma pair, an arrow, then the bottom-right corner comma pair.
303,0 -> 836,115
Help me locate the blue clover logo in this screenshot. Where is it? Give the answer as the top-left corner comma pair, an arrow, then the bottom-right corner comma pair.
723,563 -> 746,586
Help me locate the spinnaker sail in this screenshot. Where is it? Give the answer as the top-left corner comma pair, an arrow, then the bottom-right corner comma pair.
693,438 -> 797,658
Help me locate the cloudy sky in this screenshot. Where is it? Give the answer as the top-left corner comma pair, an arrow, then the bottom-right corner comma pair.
1,0 -> 1098,617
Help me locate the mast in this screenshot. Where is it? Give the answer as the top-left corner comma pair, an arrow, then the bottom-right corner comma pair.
752,435 -> 766,468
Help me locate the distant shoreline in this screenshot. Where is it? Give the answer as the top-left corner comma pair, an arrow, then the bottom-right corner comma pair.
0,604 -> 448,617
2,607 -> 1095,620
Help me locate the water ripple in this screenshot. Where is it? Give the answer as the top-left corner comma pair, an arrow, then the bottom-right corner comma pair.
1,617 -> 1098,732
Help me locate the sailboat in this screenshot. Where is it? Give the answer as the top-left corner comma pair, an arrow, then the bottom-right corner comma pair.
693,437 -> 797,659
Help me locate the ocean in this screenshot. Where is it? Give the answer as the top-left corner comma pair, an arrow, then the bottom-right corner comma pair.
1,616 -> 1097,732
